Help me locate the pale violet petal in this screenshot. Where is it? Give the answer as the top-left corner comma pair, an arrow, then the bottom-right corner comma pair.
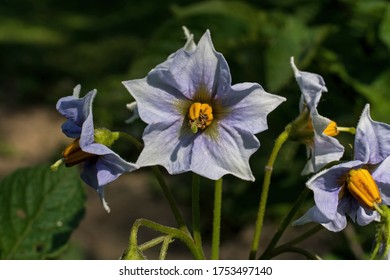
354,104 -> 390,164
72,84 -> 81,98
95,154 -> 136,186
356,207 -> 380,226
302,111 -> 344,175
372,156 -> 390,184
321,212 -> 347,232
191,124 -> 259,181
293,204 -> 347,232
221,82 -> 286,134
125,101 -> 139,124
372,156 -> 390,205
293,206 -> 331,226
122,75 -> 185,125
136,121 -> 197,174
168,30 -> 231,101
57,89 -> 97,138
182,26 -> 196,52
290,57 -> 327,111
307,160 -> 362,219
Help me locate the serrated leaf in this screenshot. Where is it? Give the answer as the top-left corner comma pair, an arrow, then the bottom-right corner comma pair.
0,164 -> 85,259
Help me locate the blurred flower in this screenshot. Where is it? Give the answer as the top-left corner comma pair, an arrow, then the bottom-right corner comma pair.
294,104 -> 390,231
289,57 -> 345,175
123,30 -> 285,181
52,85 -> 137,212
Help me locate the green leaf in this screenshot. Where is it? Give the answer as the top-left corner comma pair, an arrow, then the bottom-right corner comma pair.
0,164 -> 85,259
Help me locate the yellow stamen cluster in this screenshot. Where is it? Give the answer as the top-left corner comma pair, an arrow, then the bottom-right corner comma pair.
188,102 -> 213,133
323,121 -> 339,137
62,138 -> 97,167
347,168 -> 382,209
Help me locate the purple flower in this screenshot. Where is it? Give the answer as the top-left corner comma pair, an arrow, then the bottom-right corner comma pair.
290,57 -> 344,175
294,104 -> 390,231
55,85 -> 137,212
123,30 -> 285,181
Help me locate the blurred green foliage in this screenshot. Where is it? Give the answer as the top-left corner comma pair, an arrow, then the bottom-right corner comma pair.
1,0 -> 390,259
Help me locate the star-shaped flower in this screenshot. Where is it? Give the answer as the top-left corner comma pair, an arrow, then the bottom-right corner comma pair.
294,104 -> 390,231
53,85 -> 137,212
123,30 -> 285,181
290,57 -> 345,175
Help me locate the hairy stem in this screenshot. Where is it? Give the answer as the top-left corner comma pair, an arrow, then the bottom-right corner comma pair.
211,178 -> 223,260
249,125 -> 291,259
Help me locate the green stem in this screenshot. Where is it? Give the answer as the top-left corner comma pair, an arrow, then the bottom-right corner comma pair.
211,178 -> 223,260
124,218 -> 204,260
191,174 -> 205,259
151,166 -> 189,233
267,225 -> 323,259
259,187 -> 311,259
370,205 -> 390,259
249,125 -> 291,259
118,132 -> 189,233
138,236 -> 167,252
118,132 -> 143,150
273,246 -> 320,260
159,236 -> 173,260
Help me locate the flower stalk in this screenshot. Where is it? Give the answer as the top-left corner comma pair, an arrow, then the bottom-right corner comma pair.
249,124 -> 291,259
211,178 -> 223,260
123,218 -> 204,260
118,132 -> 189,233
191,174 -> 205,258
259,187 -> 311,259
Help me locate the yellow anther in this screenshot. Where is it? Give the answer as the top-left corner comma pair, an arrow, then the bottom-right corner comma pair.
323,120 -> 339,137
62,138 -> 97,167
189,102 -> 202,120
188,102 -> 213,133
347,168 -> 382,209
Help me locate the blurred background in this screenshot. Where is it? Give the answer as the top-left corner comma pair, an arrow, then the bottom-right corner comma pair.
1,0 -> 390,259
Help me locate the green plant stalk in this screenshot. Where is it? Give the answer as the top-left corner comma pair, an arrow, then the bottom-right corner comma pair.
370,205 -> 390,259
151,166 -> 189,233
249,125 -> 291,259
211,178 -> 223,260
267,224 -> 323,259
191,173 -> 205,259
159,236 -> 173,260
259,187 -> 311,259
138,236 -> 167,252
123,218 -> 205,260
276,246 -> 320,260
118,132 -> 189,233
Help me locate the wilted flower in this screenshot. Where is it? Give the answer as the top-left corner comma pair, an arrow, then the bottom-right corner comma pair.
289,57 -> 345,175
123,30 -> 285,181
294,104 -> 390,232
52,85 -> 137,212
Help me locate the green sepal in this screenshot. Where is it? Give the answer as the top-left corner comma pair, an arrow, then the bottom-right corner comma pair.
371,205 -> 390,259
94,128 -> 119,148
288,108 -> 314,144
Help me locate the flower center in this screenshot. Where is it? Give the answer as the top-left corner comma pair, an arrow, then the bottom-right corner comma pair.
346,168 -> 382,209
323,120 -> 339,137
188,102 -> 213,133
62,138 -> 97,167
